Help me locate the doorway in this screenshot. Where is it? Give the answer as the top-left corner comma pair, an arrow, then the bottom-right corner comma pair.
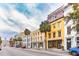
67,38 -> 71,49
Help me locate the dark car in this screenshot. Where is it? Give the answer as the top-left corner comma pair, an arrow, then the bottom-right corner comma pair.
69,47 -> 79,56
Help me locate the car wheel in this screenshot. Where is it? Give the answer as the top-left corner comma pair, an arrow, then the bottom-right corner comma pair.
71,51 -> 77,56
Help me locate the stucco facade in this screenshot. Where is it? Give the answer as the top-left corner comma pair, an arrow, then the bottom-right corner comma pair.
47,6 -> 64,49
64,4 -> 79,50
31,29 -> 45,49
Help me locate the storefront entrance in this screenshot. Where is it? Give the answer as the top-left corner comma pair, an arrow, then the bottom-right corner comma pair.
57,40 -> 62,49
48,40 -> 62,49
48,40 -> 53,48
38,42 -> 43,48
67,38 -> 71,49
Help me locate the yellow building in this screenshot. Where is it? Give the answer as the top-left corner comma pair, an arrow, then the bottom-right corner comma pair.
31,29 -> 45,48
47,6 -> 64,49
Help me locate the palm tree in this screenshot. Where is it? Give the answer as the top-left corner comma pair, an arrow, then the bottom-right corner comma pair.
18,37 -> 22,41
39,21 -> 51,49
24,29 -> 30,48
66,3 -> 79,32
0,37 -> 2,45
17,37 -> 22,47
24,29 -> 30,35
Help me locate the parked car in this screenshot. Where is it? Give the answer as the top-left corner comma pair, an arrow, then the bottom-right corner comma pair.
69,47 -> 79,56
16,45 -> 20,48
21,44 -> 26,48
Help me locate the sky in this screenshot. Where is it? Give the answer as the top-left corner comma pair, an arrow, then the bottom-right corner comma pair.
0,3 -> 64,40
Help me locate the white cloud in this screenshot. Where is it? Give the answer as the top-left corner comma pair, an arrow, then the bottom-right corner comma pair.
0,3 -> 64,40
0,7 -> 20,33
9,9 -> 39,31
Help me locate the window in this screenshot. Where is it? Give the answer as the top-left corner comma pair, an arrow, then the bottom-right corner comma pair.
38,32 -> 39,35
58,31 -> 61,37
53,24 -> 55,28
48,33 -> 51,38
53,15 -> 56,20
58,22 -> 61,29
40,36 -> 42,41
36,33 -> 37,36
67,26 -> 71,35
53,32 -> 56,38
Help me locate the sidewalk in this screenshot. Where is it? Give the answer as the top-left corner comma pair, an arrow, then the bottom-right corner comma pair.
23,48 -> 70,56
46,48 -> 68,53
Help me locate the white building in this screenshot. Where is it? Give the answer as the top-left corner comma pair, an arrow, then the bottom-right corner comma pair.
22,35 -> 31,48
64,4 -> 79,50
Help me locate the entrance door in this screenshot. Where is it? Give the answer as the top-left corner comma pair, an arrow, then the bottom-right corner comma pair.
67,38 -> 71,49
48,41 -> 53,48
52,41 -> 56,48
57,40 -> 62,49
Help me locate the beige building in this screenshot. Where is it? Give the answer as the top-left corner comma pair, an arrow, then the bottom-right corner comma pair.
31,29 -> 45,49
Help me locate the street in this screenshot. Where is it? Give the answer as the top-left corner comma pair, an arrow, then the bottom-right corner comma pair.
0,46 -> 70,56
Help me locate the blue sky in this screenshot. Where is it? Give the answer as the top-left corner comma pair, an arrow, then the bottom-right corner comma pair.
0,3 -> 64,40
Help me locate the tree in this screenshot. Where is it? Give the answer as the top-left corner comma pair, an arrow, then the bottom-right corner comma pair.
0,37 -> 2,45
66,3 -> 79,32
24,29 -> 30,35
24,29 -> 31,48
17,37 -> 22,41
9,38 -> 14,47
39,21 -> 51,49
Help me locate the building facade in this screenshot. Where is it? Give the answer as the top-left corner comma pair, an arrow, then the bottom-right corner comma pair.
47,6 -> 64,49
14,32 -> 31,48
31,29 -> 45,49
22,35 -> 31,48
64,4 -> 79,50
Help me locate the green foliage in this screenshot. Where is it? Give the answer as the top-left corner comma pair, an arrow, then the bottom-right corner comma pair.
17,37 -> 22,41
14,37 -> 22,41
76,24 -> 79,32
39,21 -> 51,49
14,38 -> 18,41
67,3 -> 79,32
39,21 -> 51,33
0,37 -> 2,45
24,29 -> 30,35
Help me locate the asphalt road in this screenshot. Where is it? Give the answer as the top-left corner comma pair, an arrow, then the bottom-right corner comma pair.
0,46 -> 58,56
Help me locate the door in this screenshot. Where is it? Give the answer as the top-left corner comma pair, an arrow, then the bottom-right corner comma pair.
77,37 -> 79,47
57,40 -> 62,49
67,38 -> 71,49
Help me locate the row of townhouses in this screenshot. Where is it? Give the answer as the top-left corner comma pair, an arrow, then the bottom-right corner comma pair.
13,4 -> 79,51
13,32 -> 31,48
30,4 -> 79,51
